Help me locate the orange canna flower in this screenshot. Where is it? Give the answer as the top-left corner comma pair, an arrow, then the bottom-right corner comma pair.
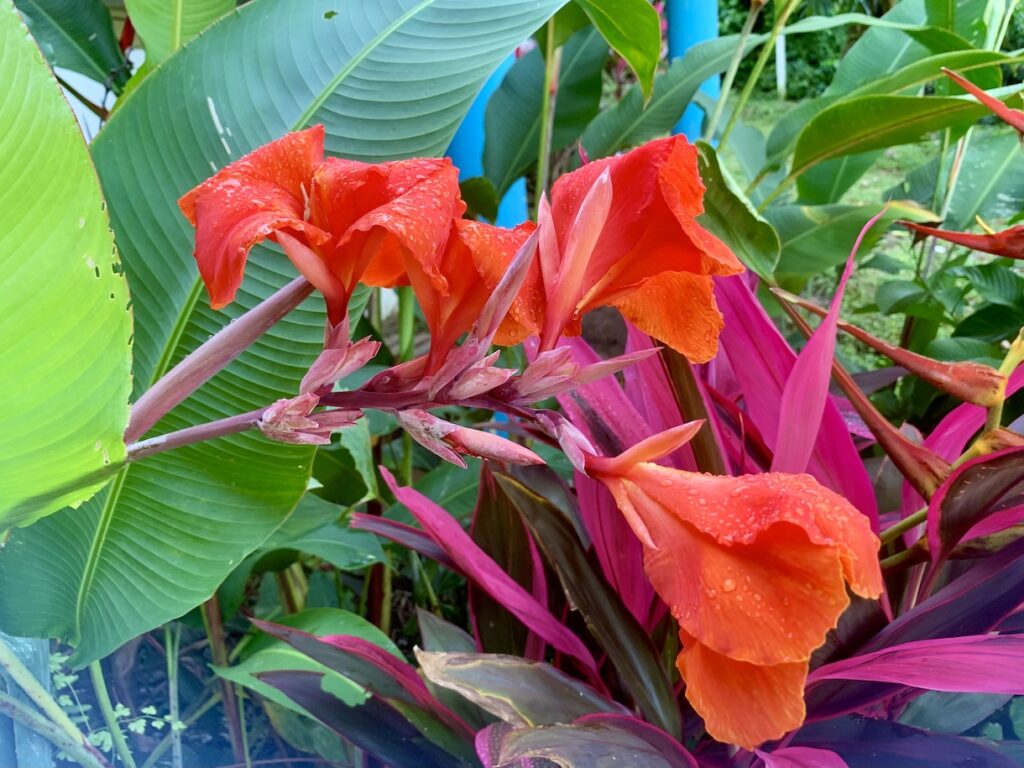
408,219 -> 536,373
482,136 -> 745,361
178,125 -> 463,326
586,425 -> 884,749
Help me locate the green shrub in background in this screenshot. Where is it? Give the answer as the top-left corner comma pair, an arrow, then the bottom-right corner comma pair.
721,0 -> 864,98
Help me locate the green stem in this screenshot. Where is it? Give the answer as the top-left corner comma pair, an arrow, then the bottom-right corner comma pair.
139,692 -> 221,768
534,19 -> 562,216
397,286 -> 415,362
0,636 -> 86,747
720,0 -> 799,147
89,661 -> 138,768
0,690 -> 111,768
164,624 -> 183,768
703,3 -> 762,142
880,507 -> 927,545
380,550 -> 393,638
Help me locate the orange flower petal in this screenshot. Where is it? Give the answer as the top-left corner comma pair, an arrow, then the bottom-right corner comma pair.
466,222 -> 541,347
316,157 -> 464,290
607,474 -> 848,665
611,272 -> 724,363
678,633 -> 807,749
548,136 -> 743,313
177,125 -> 326,308
628,466 -> 883,601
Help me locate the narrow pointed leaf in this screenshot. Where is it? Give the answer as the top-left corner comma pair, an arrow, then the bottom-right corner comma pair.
715,276 -> 879,525
383,468 -> 598,673
757,747 -> 849,768
772,210 -> 885,473
811,635 -> 1024,694
260,670 -> 467,768
494,473 -> 682,739
928,446 -> 1024,565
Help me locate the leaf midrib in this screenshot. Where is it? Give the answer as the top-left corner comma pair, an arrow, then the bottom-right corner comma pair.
22,0 -> 106,81
792,98 -> 979,180
74,0 -> 445,647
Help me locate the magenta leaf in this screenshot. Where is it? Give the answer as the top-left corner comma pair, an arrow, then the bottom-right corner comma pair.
772,209 -> 886,474
927,446 -> 1024,565
546,337 -> 657,625
902,367 -> 1024,513
715,275 -> 878,527
756,746 -> 848,768
810,635 -> 1024,694
350,513 -> 457,570
381,467 -> 598,674
807,537 -> 1024,719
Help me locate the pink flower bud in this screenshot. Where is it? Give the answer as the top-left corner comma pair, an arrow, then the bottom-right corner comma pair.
300,336 -> 381,394
447,352 -> 516,400
398,408 -> 543,467
258,393 -> 361,445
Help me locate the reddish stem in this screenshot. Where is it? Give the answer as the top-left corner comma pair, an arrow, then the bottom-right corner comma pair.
126,277 -> 314,443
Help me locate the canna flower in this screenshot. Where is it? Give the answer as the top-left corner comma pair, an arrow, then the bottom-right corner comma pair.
178,125 -> 463,326
478,136 -> 745,361
408,219 -> 536,373
586,424 -> 884,749
901,220 -> 1024,262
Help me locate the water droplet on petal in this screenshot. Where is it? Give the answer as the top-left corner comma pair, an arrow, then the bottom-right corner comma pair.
722,579 -> 736,593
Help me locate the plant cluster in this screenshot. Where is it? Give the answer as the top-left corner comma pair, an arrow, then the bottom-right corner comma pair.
2,1 -> 1024,767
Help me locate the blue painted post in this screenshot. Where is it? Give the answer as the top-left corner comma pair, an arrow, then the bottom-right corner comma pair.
447,55 -> 529,227
666,0 -> 721,140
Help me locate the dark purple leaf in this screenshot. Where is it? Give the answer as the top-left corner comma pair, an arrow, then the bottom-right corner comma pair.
259,670 -> 467,768
928,447 -> 1024,565
807,537 -> 1024,719
470,465 -> 547,659
756,746 -> 848,767
794,716 -> 1015,767
494,473 -> 682,739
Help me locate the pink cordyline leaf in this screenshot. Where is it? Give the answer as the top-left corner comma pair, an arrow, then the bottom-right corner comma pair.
716,275 -> 879,527
541,337 -> 658,625
772,208 -> 888,474
623,325 -> 707,473
756,747 -> 849,768
380,467 -> 599,674
350,514 -> 457,571
900,367 -> 1024,515
809,634 -> 1024,694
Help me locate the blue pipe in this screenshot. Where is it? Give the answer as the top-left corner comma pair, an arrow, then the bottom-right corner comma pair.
447,54 -> 529,227
666,0 -> 721,140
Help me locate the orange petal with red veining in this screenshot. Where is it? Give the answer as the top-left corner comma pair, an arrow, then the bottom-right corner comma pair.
177,125 -> 327,308
678,633 -> 807,750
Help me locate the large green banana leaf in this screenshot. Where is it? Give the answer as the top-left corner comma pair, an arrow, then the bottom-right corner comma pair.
0,0 -> 568,664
